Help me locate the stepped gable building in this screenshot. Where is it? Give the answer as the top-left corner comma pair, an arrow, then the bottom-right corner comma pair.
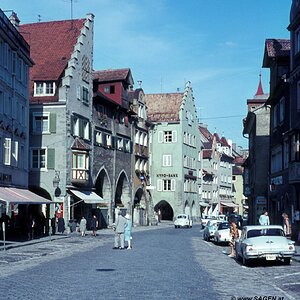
199,124 -> 235,217
145,82 -> 202,221
92,68 -> 136,225
20,14 -> 97,223
0,10 -> 52,231
243,76 -> 270,225
263,38 -> 291,226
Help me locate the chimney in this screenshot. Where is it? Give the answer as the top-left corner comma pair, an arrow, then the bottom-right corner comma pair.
9,12 -> 20,30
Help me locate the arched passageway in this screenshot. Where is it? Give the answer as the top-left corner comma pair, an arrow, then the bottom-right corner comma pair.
154,200 -> 174,221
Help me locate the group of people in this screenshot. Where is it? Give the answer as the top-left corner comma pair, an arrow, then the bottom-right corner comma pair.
78,215 -> 98,237
113,211 -> 132,250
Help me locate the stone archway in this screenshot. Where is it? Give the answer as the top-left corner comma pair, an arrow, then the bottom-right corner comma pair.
115,171 -> 130,209
184,201 -> 190,217
94,168 -> 112,228
154,200 -> 174,221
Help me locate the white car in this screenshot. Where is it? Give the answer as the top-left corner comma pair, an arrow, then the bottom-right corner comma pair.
203,220 -> 221,241
174,214 -> 193,228
235,225 -> 296,266
213,222 -> 231,244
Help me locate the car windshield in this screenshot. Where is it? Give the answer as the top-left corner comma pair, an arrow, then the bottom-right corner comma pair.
177,215 -> 186,219
247,228 -> 285,238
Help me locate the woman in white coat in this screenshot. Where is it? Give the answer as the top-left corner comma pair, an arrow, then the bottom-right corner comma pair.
124,213 -> 132,249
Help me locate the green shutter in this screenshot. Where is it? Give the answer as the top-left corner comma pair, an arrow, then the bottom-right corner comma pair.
79,119 -> 84,138
47,148 -> 55,169
50,113 -> 56,133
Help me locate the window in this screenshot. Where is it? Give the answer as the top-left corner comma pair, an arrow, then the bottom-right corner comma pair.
279,97 -> 285,123
157,179 -> 175,191
271,145 -> 283,173
95,131 -> 103,145
296,30 -> 300,54
12,141 -> 18,167
162,154 -> 172,166
72,151 -> 89,181
31,149 -> 46,169
283,139 -> 289,169
34,82 -> 55,96
104,85 -> 115,94
117,138 -> 123,150
33,114 -> 49,133
291,133 -> 300,162
82,86 -> 89,105
158,130 -> 177,143
4,138 -> 11,165
106,134 -> 112,148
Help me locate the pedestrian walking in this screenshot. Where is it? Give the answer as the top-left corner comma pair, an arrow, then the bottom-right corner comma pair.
80,216 -> 87,237
90,215 -> 98,236
259,208 -> 270,226
113,211 -> 127,249
228,217 -> 239,257
57,216 -> 65,234
124,213 -> 132,249
51,214 -> 57,235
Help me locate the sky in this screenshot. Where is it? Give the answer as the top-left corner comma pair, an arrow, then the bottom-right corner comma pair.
1,0 -> 292,148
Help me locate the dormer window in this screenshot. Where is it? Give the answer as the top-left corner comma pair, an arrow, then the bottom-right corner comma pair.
34,81 -> 56,96
104,85 -> 115,94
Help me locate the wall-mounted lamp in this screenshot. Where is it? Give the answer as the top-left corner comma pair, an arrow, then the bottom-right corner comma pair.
53,170 -> 60,188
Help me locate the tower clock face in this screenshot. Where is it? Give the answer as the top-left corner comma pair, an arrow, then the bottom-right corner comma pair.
82,55 -> 90,82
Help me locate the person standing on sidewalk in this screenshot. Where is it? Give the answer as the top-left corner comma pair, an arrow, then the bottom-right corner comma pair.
124,213 -> 132,249
51,214 -> 57,235
113,211 -> 127,249
259,208 -> 270,226
228,217 -> 239,257
80,216 -> 87,237
90,215 -> 98,237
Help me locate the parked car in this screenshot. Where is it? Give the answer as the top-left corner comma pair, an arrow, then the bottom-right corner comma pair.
213,222 -> 231,244
200,216 -> 212,229
174,214 -> 193,228
235,225 -> 296,266
203,220 -> 221,241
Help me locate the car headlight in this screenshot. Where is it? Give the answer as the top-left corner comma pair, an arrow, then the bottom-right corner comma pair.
246,244 -> 254,252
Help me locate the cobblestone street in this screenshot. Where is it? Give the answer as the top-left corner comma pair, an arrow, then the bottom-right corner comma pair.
0,223 -> 299,300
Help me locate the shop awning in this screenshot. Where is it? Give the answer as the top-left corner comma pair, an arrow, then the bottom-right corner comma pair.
199,202 -> 210,207
221,201 -> 239,208
0,187 -> 52,204
69,190 -> 105,204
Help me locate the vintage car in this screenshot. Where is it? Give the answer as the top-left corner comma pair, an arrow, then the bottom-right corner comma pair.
213,221 -> 242,245
203,220 -> 221,241
235,225 -> 296,266
174,214 -> 193,228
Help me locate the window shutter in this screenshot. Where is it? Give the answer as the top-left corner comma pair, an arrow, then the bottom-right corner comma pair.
130,141 -> 133,154
47,148 -> 55,169
172,131 -> 177,143
157,179 -> 162,191
79,119 -> 84,138
171,179 -> 176,191
12,141 -> 18,167
158,131 -> 163,143
50,113 -> 56,133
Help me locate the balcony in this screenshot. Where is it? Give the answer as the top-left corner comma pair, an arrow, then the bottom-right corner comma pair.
289,162 -> 300,183
71,169 -> 89,186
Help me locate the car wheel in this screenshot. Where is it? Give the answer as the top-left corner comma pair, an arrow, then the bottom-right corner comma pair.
283,258 -> 291,265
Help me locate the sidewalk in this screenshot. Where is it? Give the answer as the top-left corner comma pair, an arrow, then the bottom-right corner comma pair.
0,221 -> 173,252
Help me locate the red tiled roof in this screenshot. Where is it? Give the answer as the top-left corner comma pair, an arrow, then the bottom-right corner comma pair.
93,68 -> 131,82
20,19 -> 85,103
213,132 -> 220,142
199,125 -> 213,141
265,39 -> 290,58
220,136 -> 229,147
71,137 -> 90,150
145,93 -> 183,122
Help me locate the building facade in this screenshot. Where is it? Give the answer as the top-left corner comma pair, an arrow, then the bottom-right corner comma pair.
20,14 -> 96,223
243,79 -> 270,225
145,82 -> 202,221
